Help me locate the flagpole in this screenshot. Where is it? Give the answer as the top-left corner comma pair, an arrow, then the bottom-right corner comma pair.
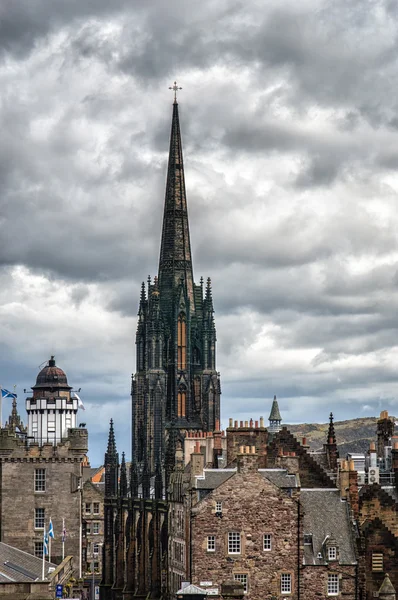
49,532 -> 51,564
42,524 -> 46,580
62,518 -> 65,562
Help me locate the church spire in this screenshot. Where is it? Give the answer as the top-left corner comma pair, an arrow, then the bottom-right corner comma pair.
158,95 -> 194,315
328,412 -> 336,445
268,395 -> 282,435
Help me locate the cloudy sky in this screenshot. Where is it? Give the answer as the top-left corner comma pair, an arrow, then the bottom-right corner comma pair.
0,0 -> 397,465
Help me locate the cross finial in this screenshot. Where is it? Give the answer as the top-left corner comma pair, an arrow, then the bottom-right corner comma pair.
169,81 -> 182,103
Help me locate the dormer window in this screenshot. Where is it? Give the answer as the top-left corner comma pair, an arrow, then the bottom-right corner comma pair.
303,534 -> 312,545
328,546 -> 337,561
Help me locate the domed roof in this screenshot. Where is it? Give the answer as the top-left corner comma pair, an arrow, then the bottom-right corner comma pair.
32,356 -> 72,390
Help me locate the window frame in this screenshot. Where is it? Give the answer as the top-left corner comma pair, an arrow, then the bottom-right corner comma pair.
93,502 -> 100,515
327,573 -> 339,596
281,573 -> 292,595
34,541 -> 44,558
233,573 -> 248,593
207,535 -> 216,552
85,502 -> 91,514
328,546 -> 337,560
34,468 -> 46,493
263,533 -> 272,551
215,501 -> 222,513
34,508 -> 45,530
92,522 -> 100,535
228,532 -> 241,555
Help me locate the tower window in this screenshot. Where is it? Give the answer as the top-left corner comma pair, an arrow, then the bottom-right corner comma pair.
35,469 -> 46,492
35,508 -> 45,529
177,313 -> 187,370
177,389 -> 186,418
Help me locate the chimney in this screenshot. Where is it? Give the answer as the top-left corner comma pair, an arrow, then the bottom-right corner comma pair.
237,446 -> 258,474
191,441 -> 205,482
348,460 -> 359,520
338,460 -> 350,500
392,442 -> 398,492
275,451 -> 299,475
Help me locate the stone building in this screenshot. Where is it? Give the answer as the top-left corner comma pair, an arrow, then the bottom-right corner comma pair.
168,413 -> 358,600
82,476 -> 104,574
0,357 -> 88,571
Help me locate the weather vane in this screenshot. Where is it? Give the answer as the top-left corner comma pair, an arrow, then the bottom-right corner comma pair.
169,81 -> 182,103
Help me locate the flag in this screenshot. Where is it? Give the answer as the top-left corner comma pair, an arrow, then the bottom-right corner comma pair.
43,529 -> 48,556
1,388 -> 17,399
62,519 -> 66,543
48,518 -> 54,539
73,392 -> 85,411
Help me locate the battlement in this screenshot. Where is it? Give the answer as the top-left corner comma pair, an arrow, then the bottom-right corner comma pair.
0,426 -> 88,460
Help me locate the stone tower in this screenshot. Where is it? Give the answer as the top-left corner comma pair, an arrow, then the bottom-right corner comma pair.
0,358 -> 87,568
132,98 -> 221,481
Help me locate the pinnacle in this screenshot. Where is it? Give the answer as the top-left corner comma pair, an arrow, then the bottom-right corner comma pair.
107,419 -> 117,456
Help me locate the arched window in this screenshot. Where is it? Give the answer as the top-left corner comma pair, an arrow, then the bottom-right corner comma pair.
177,313 -> 187,370
177,388 -> 186,418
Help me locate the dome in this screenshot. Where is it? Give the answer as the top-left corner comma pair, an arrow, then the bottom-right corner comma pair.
32,356 -> 72,390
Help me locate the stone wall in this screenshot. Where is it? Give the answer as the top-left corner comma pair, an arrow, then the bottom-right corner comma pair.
0,457 -> 82,564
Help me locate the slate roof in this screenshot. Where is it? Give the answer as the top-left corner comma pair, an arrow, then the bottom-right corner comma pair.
268,396 -> 282,421
0,542 -> 57,582
258,469 -> 298,488
300,490 -> 357,565
195,469 -> 236,490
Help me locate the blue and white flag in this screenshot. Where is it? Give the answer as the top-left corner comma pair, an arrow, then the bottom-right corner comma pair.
1,388 -> 17,399
43,529 -> 48,556
73,392 -> 85,411
48,518 -> 54,539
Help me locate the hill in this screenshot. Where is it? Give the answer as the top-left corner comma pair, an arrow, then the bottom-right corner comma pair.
285,416 -> 394,455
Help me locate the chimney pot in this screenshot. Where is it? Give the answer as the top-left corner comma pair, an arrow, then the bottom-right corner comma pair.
370,442 -> 376,451
394,442 -> 398,450
229,418 -> 233,427
302,437 -> 307,446
245,421 -> 248,428
239,445 -> 244,454
240,421 -> 243,428
255,420 -> 259,428
260,417 -> 264,427
251,446 -> 256,454
250,418 -> 253,428
234,420 -> 238,428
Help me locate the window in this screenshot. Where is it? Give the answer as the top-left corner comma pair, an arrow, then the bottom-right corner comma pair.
372,552 -> 383,572
34,541 -> 44,558
48,412 -> 55,434
234,574 -> 248,593
93,502 -> 100,515
35,508 -> 45,529
215,501 -> 222,513
35,469 -> 46,492
207,536 -> 215,552
85,503 -> 91,514
228,532 -> 241,554
94,562 -> 99,571
177,313 -> 187,370
177,388 -> 186,418
327,574 -> 339,596
263,533 -> 272,551
86,525 -> 91,535
281,573 -> 292,594
93,543 -> 100,554
93,522 -> 99,535
328,546 -> 337,560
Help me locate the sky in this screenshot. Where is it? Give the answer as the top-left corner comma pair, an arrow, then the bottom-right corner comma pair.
0,0 -> 397,465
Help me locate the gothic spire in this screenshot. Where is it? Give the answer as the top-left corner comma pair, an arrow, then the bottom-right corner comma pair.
106,418 -> 117,457
119,451 -> 128,498
158,99 -> 194,315
327,412 -> 336,445
105,419 -> 119,498
5,396 -> 26,434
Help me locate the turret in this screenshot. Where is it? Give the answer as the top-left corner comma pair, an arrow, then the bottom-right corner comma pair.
268,396 -> 282,434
